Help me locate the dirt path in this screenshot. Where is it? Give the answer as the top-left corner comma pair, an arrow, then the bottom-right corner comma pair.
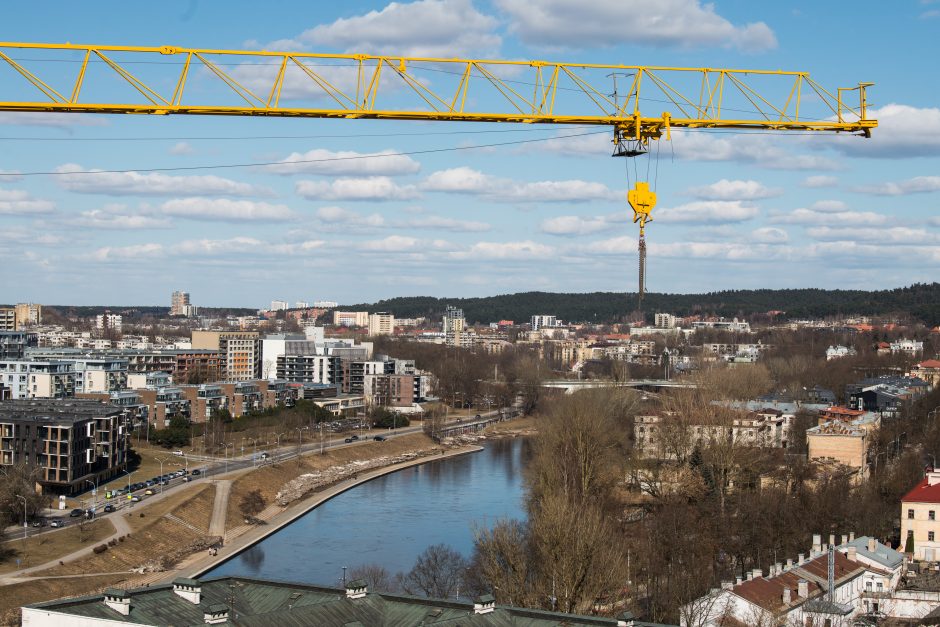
208,480 -> 231,538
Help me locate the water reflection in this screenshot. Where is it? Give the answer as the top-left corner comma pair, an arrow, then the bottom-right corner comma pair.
208,438 -> 528,585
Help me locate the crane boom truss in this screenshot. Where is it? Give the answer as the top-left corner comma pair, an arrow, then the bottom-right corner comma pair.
0,42 -> 876,139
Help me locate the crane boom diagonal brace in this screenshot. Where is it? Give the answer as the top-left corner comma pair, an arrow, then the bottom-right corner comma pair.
0,42 -> 876,140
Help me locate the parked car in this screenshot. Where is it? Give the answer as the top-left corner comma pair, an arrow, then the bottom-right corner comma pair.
144,489 -> 154,495
69,508 -> 84,517
373,435 -> 386,442
50,519 -> 64,528
182,476 -> 192,482
191,469 -> 201,476
103,504 -> 115,513
131,495 -> 141,502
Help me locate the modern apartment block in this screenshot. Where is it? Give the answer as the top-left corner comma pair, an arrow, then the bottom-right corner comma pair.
71,358 -> 129,394
0,331 -> 38,359
530,314 -> 558,331
180,383 -> 227,422
170,290 -> 190,316
0,360 -> 76,399
0,398 -> 129,495
135,386 -> 190,428
191,331 -> 260,381
218,381 -> 263,417
95,313 -> 123,331
367,312 -> 395,336
0,308 -> 15,331
277,354 -> 343,386
333,311 -> 369,327
444,306 -> 471,347
14,302 -> 42,328
363,373 -> 429,408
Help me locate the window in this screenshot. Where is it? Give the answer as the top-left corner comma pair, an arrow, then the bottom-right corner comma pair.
866,581 -> 872,591
932,511 -> 937,521
930,532 -> 936,542
909,509 -> 916,519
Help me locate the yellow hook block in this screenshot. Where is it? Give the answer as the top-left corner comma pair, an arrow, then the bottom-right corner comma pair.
628,181 -> 656,227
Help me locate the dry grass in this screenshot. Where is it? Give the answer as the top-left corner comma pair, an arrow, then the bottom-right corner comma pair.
486,414 -> 538,435
123,483 -> 208,533
36,484 -> 216,577
0,573 -> 134,626
0,519 -> 115,574
224,432 -> 439,530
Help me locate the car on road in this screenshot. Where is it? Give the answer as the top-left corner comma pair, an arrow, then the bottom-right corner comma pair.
344,435 -> 360,443
131,495 -> 141,502
31,518 -> 46,528
103,504 -> 115,513
144,489 -> 154,495
50,519 -> 64,528
191,469 -> 201,476
173,450 -> 184,456
182,476 -> 192,482
373,435 -> 386,442
69,508 -> 84,517
260,452 -> 269,460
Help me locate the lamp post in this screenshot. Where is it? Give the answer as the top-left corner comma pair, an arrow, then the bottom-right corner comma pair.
275,432 -> 285,454
224,443 -> 234,473
85,478 -> 99,515
15,494 -> 27,541
155,456 -> 170,494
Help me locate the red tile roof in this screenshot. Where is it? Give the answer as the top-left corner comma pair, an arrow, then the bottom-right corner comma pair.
916,359 -> 940,369
732,551 -> 863,612
902,475 -> 940,504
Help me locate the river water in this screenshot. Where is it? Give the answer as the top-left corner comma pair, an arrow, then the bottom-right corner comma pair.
206,437 -> 529,586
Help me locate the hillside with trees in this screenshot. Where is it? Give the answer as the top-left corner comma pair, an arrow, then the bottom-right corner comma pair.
342,282 -> 940,326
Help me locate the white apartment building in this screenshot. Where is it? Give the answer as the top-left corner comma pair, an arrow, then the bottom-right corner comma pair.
368,312 -> 395,336
126,371 -> 171,389
260,334 -> 320,379
530,314 -> 558,331
891,339 -> 924,355
71,358 -> 128,393
0,360 -> 76,399
95,314 -> 123,331
444,306 -> 472,347
295,301 -> 309,309
691,318 -> 752,333
654,313 -> 677,329
827,345 -> 857,360
313,300 -> 338,308
270,300 -> 289,311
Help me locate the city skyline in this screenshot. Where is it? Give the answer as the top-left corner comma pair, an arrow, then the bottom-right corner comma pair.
1,1 -> 939,306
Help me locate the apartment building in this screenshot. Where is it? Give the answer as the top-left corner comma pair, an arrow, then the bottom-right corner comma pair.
911,359 -> 940,387
218,381 -> 263,417
72,358 -> 128,394
95,313 -> 122,331
0,308 -> 15,331
76,390 -> 149,429
170,290 -> 190,316
0,360 -> 76,399
806,409 -> 880,472
0,331 -> 38,359
135,386 -> 190,428
179,384 -> 227,422
126,371 -> 171,389
530,314 -> 558,331
444,306 -> 472,347
191,331 -> 260,381
654,313 -> 677,329
260,334 -> 320,379
363,373 -> 429,408
14,303 -> 42,329
333,311 -> 369,327
277,354 -> 343,385
0,398 -> 129,495
368,312 -> 395,336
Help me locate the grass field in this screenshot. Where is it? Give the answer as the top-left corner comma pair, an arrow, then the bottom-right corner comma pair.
0,518 -> 115,574
0,573 -> 134,625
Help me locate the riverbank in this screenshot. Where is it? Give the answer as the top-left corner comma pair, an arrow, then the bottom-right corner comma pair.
183,444 -> 483,581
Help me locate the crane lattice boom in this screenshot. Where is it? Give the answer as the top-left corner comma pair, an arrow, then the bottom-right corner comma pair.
0,42 -> 876,141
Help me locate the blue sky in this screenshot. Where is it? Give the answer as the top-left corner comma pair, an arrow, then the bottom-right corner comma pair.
1,0 -> 939,307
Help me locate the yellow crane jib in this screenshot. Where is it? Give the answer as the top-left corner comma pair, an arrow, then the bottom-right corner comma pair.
628,182 -> 656,235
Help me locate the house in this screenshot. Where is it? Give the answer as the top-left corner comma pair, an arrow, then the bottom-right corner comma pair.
911,359 -> 940,388
680,536 -> 896,627
901,468 -> 940,562
826,345 -> 857,361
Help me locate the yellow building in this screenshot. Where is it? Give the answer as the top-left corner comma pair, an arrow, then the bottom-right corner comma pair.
901,469 -> 940,561
191,330 -> 260,381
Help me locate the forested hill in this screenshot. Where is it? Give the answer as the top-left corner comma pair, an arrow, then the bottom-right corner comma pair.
342,283 -> 940,326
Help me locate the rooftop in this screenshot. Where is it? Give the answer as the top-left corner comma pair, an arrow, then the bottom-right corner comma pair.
26,576 -> 647,626
902,471 -> 940,505
0,398 -> 121,423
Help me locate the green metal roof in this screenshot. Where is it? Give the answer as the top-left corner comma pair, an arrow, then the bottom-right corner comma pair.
25,576 -> 670,626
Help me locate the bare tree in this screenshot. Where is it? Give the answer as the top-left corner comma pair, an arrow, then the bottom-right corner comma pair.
348,563 -> 396,592
399,544 -> 469,599
470,519 -> 532,606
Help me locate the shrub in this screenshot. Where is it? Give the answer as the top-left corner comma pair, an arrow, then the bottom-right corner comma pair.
93,544 -> 108,554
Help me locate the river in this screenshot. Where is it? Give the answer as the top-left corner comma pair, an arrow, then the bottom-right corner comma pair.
206,437 -> 529,585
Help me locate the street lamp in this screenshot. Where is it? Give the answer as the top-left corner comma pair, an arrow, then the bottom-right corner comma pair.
85,478 -> 99,515
155,456 -> 170,494
223,443 -> 234,473
15,494 -> 27,540
275,432 -> 286,454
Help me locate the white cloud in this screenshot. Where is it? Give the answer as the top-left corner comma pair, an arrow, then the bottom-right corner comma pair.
931,217 -> 940,227
803,175 -> 838,188
358,235 -> 456,253
856,175 -> 940,196
657,200 -> 758,223
160,198 -> 296,222
299,0 -> 501,57
540,215 -> 611,236
55,164 -> 269,197
173,237 -> 264,256
422,167 -> 615,202
496,0 -> 777,52
91,243 -> 164,261
806,226 -> 939,244
810,200 -> 848,213
671,132 -> 839,170
267,148 -> 421,176
169,142 -> 194,155
448,240 -> 555,260
751,227 -> 789,244
0,187 -> 55,215
587,236 -> 789,260
296,177 -> 419,201
825,104 -> 940,158
74,209 -> 172,230
404,215 -> 491,232
316,206 -> 386,227
687,179 -> 781,201
771,207 -> 889,226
